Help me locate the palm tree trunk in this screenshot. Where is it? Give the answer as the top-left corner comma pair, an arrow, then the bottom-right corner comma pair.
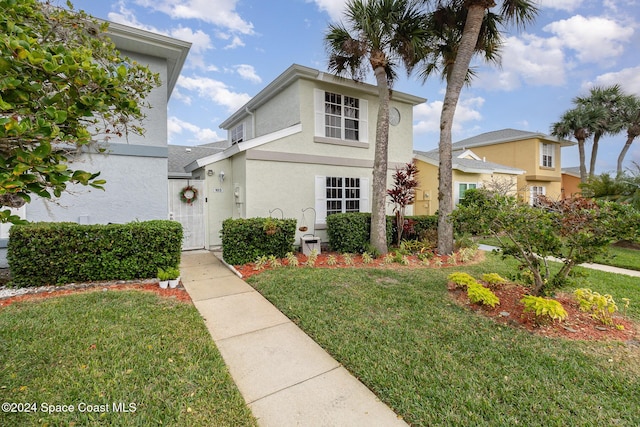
589,133 -> 600,177
577,139 -> 587,183
437,4 -> 487,255
370,64 -> 391,255
617,132 -> 636,174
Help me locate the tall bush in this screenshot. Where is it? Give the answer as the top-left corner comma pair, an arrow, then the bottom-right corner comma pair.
326,213 -> 392,253
221,217 -> 296,265
8,220 -> 182,287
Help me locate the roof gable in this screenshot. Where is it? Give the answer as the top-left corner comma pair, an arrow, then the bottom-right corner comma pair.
453,128 -> 574,149
220,64 -> 426,130
414,149 -> 525,175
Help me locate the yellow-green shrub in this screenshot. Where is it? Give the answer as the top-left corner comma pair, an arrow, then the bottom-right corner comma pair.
521,295 -> 567,323
467,283 -> 500,308
447,272 -> 478,289
574,288 -> 621,326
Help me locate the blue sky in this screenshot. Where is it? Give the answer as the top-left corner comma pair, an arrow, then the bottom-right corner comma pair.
67,0 -> 640,174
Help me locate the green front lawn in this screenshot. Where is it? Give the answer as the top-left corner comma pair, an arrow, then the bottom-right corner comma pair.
0,290 -> 256,427
248,253 -> 640,427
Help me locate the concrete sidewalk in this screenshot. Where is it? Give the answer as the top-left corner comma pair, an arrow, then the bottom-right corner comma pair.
180,250 -> 407,427
478,244 -> 640,278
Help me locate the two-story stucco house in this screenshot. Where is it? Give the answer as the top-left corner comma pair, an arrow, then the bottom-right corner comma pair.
184,64 -> 425,248
451,129 -> 574,202
413,148 -> 525,215
0,22 -> 191,266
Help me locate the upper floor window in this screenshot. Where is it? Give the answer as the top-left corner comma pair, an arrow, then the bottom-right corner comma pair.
314,89 -> 368,144
231,124 -> 244,145
540,143 -> 554,168
324,92 -> 359,141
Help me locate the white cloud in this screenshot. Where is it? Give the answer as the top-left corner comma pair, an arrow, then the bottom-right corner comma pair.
543,15 -> 634,64
168,116 -> 221,144
224,35 -> 245,49
235,64 -> 262,84
134,0 -> 254,34
170,26 -> 212,54
109,1 -> 165,34
536,0 -> 584,12
414,97 -> 484,137
308,0 -> 348,22
586,66 -> 640,96
177,75 -> 251,112
476,34 -> 566,90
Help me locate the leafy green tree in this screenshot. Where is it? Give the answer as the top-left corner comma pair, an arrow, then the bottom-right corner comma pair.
0,0 -> 160,222
581,163 -> 640,209
325,0 -> 429,254
452,189 -> 636,296
425,0 -> 538,255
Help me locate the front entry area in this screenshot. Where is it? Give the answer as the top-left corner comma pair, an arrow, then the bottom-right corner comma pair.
168,179 -> 205,250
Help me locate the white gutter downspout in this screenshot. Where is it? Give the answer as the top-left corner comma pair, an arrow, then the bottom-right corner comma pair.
245,107 -> 255,139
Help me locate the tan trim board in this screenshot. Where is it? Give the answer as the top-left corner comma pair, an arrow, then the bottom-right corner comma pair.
246,149 -> 407,170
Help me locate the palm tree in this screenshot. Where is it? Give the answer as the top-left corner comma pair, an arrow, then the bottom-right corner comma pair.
574,85 -> 626,177
425,0 -> 538,255
551,105 -> 604,183
325,0 -> 429,254
419,3 -> 502,84
617,94 -> 640,174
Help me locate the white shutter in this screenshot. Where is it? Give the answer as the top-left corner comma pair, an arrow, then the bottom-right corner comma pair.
315,175 -> 327,224
360,177 -> 370,212
359,99 -> 368,143
314,89 -> 325,138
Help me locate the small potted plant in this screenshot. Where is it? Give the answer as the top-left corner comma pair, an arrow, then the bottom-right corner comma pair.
157,268 -> 170,289
166,267 -> 181,288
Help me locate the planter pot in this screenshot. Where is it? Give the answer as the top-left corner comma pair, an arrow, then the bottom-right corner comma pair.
159,280 -> 169,289
169,278 -> 180,289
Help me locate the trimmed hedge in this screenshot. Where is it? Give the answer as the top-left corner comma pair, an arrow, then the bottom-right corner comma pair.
8,220 -> 182,287
221,217 -> 296,265
326,212 -> 393,253
392,215 -> 438,244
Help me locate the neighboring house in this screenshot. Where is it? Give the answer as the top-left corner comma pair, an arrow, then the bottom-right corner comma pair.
183,64 -> 425,247
450,129 -> 574,204
561,167 -> 582,198
413,149 -> 525,215
0,22 -> 191,267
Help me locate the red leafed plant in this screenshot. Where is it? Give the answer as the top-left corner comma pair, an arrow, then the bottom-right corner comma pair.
387,161 -> 419,244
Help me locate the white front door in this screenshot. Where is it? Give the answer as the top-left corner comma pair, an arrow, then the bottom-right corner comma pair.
168,180 -> 206,250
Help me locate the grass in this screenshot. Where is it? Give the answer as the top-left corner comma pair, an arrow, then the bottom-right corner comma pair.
0,290 -> 256,427
479,237 -> 640,271
248,253 -> 640,427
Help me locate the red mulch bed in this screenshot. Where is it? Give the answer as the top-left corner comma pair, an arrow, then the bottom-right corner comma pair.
234,251 -> 462,279
0,282 -> 192,308
449,283 -> 636,341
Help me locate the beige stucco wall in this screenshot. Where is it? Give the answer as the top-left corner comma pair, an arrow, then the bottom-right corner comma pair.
413,158 -> 521,215
465,138 -> 563,200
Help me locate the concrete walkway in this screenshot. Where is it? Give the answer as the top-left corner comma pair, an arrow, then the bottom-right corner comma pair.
180,250 -> 407,427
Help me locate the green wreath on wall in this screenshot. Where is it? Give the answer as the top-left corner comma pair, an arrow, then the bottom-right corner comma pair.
180,185 -> 198,205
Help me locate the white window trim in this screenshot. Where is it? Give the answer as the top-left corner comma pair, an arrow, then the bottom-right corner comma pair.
314,89 -> 368,144
315,175 -> 370,224
530,185 -> 546,205
540,143 -> 554,168
454,182 -> 478,205
231,123 -> 244,145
